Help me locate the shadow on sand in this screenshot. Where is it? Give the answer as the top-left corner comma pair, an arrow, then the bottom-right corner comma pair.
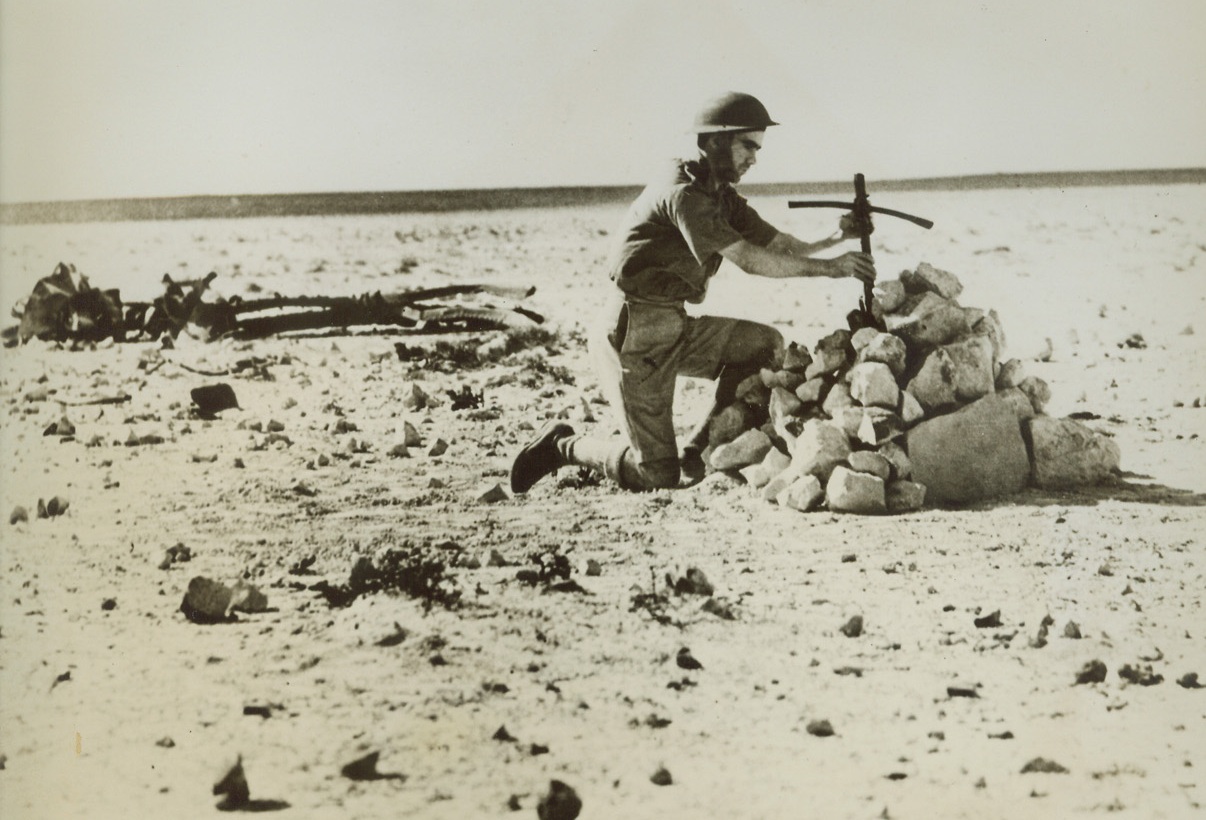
964,472 -> 1206,511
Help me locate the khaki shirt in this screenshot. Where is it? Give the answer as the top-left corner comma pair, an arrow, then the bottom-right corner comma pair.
609,158 -> 778,304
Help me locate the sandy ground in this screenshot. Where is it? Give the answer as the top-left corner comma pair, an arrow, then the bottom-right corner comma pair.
1,184 -> 1204,819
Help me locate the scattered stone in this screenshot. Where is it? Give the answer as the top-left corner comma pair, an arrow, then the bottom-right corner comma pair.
191,384 -> 239,417
834,666 -> 863,677
492,725 -> 517,742
101,598 -> 117,611
974,610 -> 1002,628
43,415 -> 76,437
1020,757 -> 1069,774
585,559 -> 602,577
341,750 -> 406,781
710,428 -> 772,471
180,577 -> 236,624
1063,621 -> 1082,639
387,443 -> 410,458
650,766 -> 673,786
670,567 -> 713,597
537,780 -> 582,820
839,615 -> 864,638
947,686 -> 980,699
428,438 -> 449,457
229,580 -> 268,614
806,719 -> 835,737
676,647 -> 703,670
10,506 -> 29,525
907,394 -> 1030,505
400,383 -> 431,411
213,756 -> 250,810
782,341 -> 813,372
156,736 -> 176,748
477,483 -> 509,504
1028,417 -> 1121,489
1075,660 -> 1108,685
1118,664 -> 1163,686
701,597 -> 736,620
1176,673 -> 1203,689
36,497 -> 68,519
826,466 -> 886,514
293,482 -> 317,497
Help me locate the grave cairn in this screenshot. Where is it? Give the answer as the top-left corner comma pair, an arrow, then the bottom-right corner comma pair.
704,262 -> 1121,514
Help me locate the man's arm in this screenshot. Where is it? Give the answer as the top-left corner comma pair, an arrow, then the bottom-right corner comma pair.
720,236 -> 876,283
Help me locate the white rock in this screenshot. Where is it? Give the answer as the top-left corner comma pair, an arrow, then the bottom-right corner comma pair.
902,262 -> 964,300
971,309 -> 1006,361
826,466 -> 887,514
769,386 -> 803,428
857,332 -> 908,377
795,377 -> 827,405
899,390 -> 925,425
851,327 -> 880,352
847,450 -> 892,481
837,407 -> 865,438
848,362 -> 900,409
906,393 -> 1029,504
1028,417 -> 1121,488
777,475 -> 825,512
738,446 -> 792,489
886,480 -> 927,512
873,279 -> 908,314
787,420 -> 852,483
822,382 -> 855,416
710,428 -> 772,471
760,467 -> 796,502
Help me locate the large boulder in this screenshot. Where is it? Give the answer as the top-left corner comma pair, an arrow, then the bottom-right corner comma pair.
1028,417 -> 1121,488
906,393 -> 1030,504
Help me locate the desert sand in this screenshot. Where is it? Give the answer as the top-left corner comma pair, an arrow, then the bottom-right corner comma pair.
1,183 -> 1204,819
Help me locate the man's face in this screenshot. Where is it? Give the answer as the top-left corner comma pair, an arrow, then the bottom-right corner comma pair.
704,130 -> 764,183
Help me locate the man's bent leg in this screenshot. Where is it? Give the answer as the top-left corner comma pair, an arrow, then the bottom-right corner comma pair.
565,436 -> 679,491
682,319 -> 784,466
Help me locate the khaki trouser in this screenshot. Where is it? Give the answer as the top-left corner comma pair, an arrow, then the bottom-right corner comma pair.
587,294 -> 743,488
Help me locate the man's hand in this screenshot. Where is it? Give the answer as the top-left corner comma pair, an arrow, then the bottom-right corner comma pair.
828,252 -> 876,283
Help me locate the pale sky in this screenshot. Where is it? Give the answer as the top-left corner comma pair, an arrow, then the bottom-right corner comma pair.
1,0 -> 1203,203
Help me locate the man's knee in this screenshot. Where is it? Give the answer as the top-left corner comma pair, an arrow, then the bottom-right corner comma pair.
727,321 -> 784,368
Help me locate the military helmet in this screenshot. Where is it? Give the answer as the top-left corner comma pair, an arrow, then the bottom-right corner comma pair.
690,91 -> 779,133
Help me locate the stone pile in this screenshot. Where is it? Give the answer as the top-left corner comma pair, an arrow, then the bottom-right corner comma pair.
704,262 -> 1121,514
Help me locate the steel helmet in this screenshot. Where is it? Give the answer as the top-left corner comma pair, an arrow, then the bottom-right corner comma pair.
690,91 -> 779,133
